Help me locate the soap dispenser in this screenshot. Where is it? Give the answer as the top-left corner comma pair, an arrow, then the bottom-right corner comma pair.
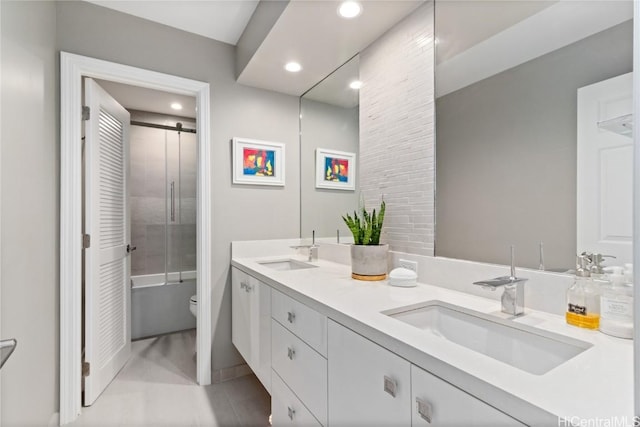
566,254 -> 600,329
599,265 -> 633,339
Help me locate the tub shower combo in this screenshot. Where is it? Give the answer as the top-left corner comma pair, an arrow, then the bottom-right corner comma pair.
129,112 -> 197,339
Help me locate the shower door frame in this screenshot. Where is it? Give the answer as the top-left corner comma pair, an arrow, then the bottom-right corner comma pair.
59,52 -> 212,425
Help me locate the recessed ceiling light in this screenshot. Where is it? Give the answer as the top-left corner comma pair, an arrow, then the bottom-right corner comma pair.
338,1 -> 362,19
349,80 -> 362,90
170,102 -> 183,110
285,62 -> 302,72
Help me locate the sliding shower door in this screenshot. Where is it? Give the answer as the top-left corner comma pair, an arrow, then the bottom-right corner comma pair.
129,121 -> 197,284
166,129 -> 197,284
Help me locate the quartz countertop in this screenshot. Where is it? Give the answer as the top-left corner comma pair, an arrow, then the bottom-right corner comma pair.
231,253 -> 633,426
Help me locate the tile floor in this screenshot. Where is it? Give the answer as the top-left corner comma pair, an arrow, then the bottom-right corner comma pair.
73,330 -> 271,426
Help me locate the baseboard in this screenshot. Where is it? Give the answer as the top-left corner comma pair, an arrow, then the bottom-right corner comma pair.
212,363 -> 253,383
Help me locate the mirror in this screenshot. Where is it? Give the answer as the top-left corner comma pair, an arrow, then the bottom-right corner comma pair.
434,1 -> 633,270
300,55 -> 360,240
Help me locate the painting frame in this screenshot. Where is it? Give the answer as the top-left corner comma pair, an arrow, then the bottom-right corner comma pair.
232,137 -> 285,186
315,148 -> 356,190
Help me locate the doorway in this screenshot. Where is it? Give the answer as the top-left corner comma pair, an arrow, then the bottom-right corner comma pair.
60,52 -> 212,425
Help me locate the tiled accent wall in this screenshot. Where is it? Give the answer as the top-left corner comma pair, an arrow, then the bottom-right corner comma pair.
129,112 -> 197,276
359,2 -> 435,256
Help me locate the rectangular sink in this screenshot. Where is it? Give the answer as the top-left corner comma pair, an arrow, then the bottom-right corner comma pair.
383,301 -> 592,375
257,259 -> 318,271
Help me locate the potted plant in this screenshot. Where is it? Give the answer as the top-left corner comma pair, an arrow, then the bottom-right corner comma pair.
342,200 -> 389,281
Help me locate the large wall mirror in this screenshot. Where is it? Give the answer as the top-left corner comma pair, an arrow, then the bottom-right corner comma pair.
300,55 -> 360,240
434,1 -> 633,270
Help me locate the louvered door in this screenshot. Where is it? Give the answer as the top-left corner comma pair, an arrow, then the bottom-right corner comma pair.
83,78 -> 131,406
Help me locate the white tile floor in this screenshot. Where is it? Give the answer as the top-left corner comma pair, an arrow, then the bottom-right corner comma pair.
73,330 -> 271,427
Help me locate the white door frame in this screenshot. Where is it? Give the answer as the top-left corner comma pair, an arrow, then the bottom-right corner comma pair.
59,52 -> 212,425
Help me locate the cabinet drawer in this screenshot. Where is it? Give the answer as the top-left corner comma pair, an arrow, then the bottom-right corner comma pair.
272,289 -> 327,357
328,320 -> 411,426
272,320 -> 327,425
411,365 -> 525,426
272,370 -> 323,427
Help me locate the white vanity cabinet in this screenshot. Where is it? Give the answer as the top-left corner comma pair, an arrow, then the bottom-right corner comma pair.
328,319 -> 412,426
411,365 -> 525,426
271,289 -> 328,426
328,319 -> 525,427
231,267 -> 271,393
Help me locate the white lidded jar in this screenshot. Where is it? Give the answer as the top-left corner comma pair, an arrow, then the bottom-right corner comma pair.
599,265 -> 633,339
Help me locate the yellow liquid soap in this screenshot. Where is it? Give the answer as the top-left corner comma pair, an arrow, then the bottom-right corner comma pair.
566,312 -> 600,330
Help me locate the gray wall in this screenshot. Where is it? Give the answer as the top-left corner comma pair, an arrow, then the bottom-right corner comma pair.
435,21 -> 633,270
2,1 -> 301,424
1,1 -> 59,425
300,99 -> 359,238
56,0 -> 300,374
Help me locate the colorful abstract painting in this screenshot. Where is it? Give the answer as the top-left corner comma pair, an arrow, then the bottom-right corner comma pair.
243,148 -> 275,177
232,138 -> 285,186
316,148 -> 356,190
324,156 -> 349,182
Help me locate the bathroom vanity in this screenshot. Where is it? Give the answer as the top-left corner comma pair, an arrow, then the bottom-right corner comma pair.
231,240 -> 633,426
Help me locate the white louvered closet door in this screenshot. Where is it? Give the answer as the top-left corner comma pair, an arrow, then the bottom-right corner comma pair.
83,78 -> 131,406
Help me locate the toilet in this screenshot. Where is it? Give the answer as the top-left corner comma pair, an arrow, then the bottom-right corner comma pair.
189,295 -> 197,317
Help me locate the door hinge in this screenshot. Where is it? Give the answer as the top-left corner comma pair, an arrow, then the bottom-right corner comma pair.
82,106 -> 90,121
82,234 -> 91,249
82,361 -> 90,377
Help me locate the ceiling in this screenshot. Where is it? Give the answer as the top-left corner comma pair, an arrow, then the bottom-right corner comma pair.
96,79 -> 197,118
236,1 -> 424,96
86,0 -> 259,45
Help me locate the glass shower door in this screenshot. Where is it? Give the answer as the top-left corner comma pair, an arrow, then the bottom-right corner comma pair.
166,127 -> 197,284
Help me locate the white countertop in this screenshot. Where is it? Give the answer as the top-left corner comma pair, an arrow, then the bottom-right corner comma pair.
231,253 -> 634,426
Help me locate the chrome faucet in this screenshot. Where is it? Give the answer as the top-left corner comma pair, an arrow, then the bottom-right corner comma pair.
290,230 -> 319,262
473,246 -> 528,316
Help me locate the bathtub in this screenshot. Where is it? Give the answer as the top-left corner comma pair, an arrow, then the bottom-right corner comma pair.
131,271 -> 196,340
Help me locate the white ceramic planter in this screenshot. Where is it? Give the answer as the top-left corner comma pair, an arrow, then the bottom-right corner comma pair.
350,244 -> 389,281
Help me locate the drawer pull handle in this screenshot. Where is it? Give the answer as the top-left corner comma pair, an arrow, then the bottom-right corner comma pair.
416,397 -> 433,423
287,311 -> 295,323
287,347 -> 295,360
240,282 -> 247,290
244,283 -> 253,292
287,406 -> 295,420
383,375 -> 397,398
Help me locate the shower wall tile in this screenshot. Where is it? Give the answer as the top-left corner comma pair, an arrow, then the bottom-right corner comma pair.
131,225 -> 147,275
181,172 -> 197,199
180,198 -> 197,225
182,253 -> 197,271
131,248 -> 146,276
146,224 -> 166,256
146,254 -> 166,275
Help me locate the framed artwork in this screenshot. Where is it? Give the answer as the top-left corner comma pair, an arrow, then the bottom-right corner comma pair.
232,137 -> 285,186
315,148 -> 356,190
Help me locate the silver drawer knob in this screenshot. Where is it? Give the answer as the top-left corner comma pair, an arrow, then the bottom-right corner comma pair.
287,406 -> 295,420
287,347 -> 296,360
416,397 -> 433,423
287,311 -> 295,323
383,375 -> 397,398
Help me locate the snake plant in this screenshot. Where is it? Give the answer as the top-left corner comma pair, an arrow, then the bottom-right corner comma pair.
342,200 -> 386,245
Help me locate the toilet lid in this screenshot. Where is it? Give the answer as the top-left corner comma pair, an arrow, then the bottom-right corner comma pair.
190,295 -> 197,303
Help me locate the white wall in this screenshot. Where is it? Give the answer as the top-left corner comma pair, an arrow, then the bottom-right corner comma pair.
359,2 -> 435,256
1,1 -> 59,425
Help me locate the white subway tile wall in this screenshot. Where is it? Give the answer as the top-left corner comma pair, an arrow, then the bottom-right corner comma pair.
359,2 -> 435,256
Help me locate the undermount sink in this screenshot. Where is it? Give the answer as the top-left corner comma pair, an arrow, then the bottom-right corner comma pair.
383,301 -> 592,375
257,259 -> 318,271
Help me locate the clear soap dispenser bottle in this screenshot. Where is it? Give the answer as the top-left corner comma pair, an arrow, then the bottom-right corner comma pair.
566,254 -> 600,329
